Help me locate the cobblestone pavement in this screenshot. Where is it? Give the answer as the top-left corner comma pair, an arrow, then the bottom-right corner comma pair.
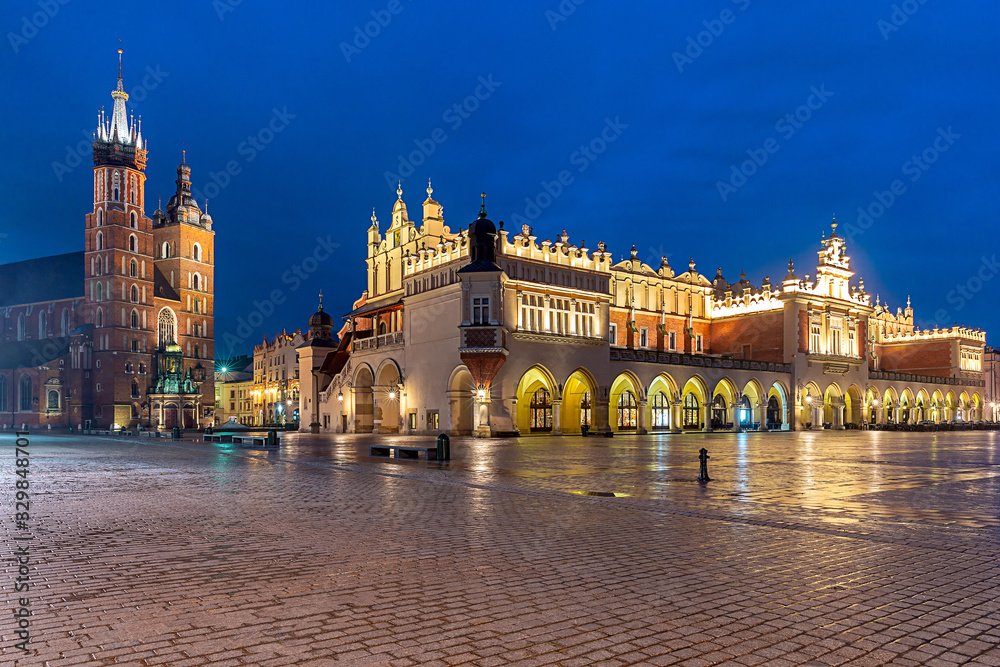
3,430 -> 1000,666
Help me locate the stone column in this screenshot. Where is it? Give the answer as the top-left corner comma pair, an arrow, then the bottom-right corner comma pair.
832,397 -> 844,430
734,393 -> 743,433
593,396 -> 611,433
892,402 -> 900,424
702,401 -> 713,433
758,401 -> 768,431
543,295 -> 552,333
637,399 -> 647,435
569,299 -> 578,335
671,400 -> 682,433
551,400 -> 562,435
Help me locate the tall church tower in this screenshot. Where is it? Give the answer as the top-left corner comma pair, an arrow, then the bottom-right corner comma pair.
85,50 -> 156,428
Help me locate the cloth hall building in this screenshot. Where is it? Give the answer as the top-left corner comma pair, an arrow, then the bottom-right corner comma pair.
0,55 -> 215,430
298,185 -> 987,437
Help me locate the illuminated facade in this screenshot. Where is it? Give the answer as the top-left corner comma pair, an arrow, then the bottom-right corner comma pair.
0,54 -> 215,430
299,183 -> 988,435
252,330 -> 304,425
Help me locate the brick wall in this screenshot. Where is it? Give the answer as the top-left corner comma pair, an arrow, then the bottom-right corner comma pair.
710,311 -> 784,362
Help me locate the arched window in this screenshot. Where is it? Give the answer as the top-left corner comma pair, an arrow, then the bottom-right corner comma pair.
580,390 -> 591,427
96,231 -> 103,250
113,171 -> 120,201
651,392 -> 670,429
378,321 -> 387,335
47,389 -> 59,410
131,380 -> 140,398
129,235 -> 138,252
97,208 -> 103,226
712,394 -> 727,429
162,242 -> 170,259
131,309 -> 139,329
617,390 -> 637,429
38,311 -> 47,339
131,338 -> 139,352
17,313 -> 25,341
130,259 -> 138,278
158,308 -> 176,348
767,396 -> 782,428
0,376 -> 6,412
130,211 -> 137,229
529,388 -> 552,432
192,274 -> 200,291
95,307 -> 104,328
96,281 -> 104,302
683,393 -> 700,429
192,243 -> 201,261
61,309 -> 70,337
19,375 -> 31,412
738,395 -> 752,427
130,285 -> 139,303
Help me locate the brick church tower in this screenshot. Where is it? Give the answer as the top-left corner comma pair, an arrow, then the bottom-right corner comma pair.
84,49 -> 157,428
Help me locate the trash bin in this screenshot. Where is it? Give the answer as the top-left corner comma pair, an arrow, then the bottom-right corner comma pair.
267,429 -> 278,447
436,433 -> 451,461
172,426 -> 180,440
581,424 -> 590,437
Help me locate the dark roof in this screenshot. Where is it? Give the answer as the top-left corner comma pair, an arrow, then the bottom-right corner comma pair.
153,266 -> 180,301
343,298 -> 403,320
318,331 -> 353,380
457,259 -> 502,274
0,252 -> 84,307
0,338 -> 73,369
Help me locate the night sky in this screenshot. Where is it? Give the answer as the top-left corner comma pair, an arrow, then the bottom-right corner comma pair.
2,1 -> 997,357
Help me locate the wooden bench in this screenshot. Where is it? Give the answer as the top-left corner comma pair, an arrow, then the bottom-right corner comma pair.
370,445 -> 439,460
232,435 -> 277,448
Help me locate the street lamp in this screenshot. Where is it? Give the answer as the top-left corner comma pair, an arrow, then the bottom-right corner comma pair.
337,391 -> 343,402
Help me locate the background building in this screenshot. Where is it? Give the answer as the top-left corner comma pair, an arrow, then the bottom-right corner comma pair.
252,330 -> 305,425
215,355 -> 253,425
0,55 -> 215,430
299,185 -> 988,436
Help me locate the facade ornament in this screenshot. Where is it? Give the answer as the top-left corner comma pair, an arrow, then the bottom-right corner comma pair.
397,181 -> 403,200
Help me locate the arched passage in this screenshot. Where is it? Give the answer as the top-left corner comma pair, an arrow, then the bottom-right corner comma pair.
712,378 -> 738,430
915,389 -> 930,423
515,365 -> 557,434
800,382 -> 822,429
375,361 -> 401,433
610,371 -> 643,432
681,375 -> 708,431
767,382 -> 788,430
823,383 -> 843,429
354,365 -> 374,433
845,384 -> 863,427
562,368 -> 598,435
447,366 -> 475,435
647,372 -> 679,431
931,390 -> 945,423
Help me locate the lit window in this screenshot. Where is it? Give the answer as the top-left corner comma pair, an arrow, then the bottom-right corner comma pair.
472,297 -> 490,324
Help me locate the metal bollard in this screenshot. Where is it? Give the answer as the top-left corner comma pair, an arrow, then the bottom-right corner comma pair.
172,426 -> 180,440
698,447 -> 711,482
436,433 -> 450,461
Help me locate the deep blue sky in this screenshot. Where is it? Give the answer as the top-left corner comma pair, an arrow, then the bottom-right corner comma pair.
2,1 -> 997,356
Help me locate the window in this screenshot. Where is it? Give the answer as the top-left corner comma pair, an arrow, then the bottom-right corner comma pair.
131,309 -> 139,329
0,376 -> 6,412
683,393 -> 700,428
609,323 -> 618,346
192,274 -> 200,291
130,285 -> 139,303
130,211 -> 137,229
580,391 -> 591,427
96,231 -> 103,250
130,260 -> 138,278
810,323 -> 821,352
193,243 -> 201,261
38,311 -> 47,339
113,171 -> 120,201
16,313 -> 25,341
408,412 -> 417,430
97,208 -> 103,226
19,375 -> 32,412
639,327 -> 648,348
617,391 -> 637,429
129,235 -> 138,253
696,334 -> 703,353
158,309 -> 176,347
529,388 -> 553,432
95,307 -> 104,328
651,392 -> 670,428
162,242 -> 170,259
830,319 -> 843,356
427,411 -> 439,430
47,389 -> 59,411
668,331 -> 677,351
473,297 -> 490,324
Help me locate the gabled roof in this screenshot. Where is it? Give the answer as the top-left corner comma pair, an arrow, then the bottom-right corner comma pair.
153,266 -> 180,301
0,252 -> 84,307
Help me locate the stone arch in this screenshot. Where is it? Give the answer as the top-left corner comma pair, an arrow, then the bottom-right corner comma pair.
515,364 -> 558,433
971,393 -> 982,421
610,371 -> 643,432
647,372 -> 680,431
958,391 -> 971,421
931,389 -> 945,423
800,381 -> 822,429
353,364 -> 375,433
845,384 -> 864,427
900,388 -> 915,424
680,375 -> 709,430
711,377 -> 739,430
375,360 -> 402,433
945,391 -> 956,421
915,388 -> 930,423
767,381 -> 789,430
823,383 -> 843,427
447,365 -> 475,435
562,367 -> 598,435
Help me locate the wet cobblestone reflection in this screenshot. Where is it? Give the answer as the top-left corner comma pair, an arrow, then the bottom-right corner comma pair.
2,431 -> 999,665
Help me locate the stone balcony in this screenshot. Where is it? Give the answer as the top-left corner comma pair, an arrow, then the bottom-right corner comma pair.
352,331 -> 404,353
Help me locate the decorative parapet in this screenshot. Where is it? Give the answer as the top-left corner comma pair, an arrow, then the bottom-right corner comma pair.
711,292 -> 783,318
610,348 -> 792,374
881,326 -> 987,344
351,331 -> 404,352
500,228 -> 613,272
869,370 -> 985,387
